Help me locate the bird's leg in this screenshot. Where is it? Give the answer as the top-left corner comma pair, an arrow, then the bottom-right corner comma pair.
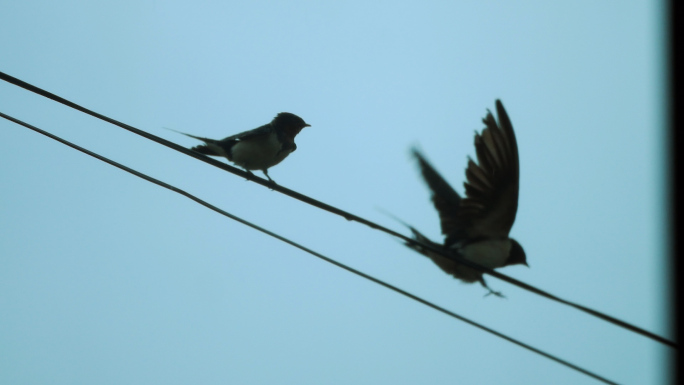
262,169 -> 277,188
480,277 -> 505,298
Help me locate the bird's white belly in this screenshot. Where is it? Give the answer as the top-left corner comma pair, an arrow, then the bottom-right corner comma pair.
230,134 -> 291,170
460,239 -> 511,269
439,239 -> 511,282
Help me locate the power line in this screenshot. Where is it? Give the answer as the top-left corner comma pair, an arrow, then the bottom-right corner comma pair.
1,110 -> 619,384
0,70 -> 675,349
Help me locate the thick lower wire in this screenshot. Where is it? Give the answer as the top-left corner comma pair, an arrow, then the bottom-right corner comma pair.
1,110 -> 618,385
0,70 -> 674,350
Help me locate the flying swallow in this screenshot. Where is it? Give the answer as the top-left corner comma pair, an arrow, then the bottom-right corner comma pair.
406,100 -> 527,297
170,112 -> 310,183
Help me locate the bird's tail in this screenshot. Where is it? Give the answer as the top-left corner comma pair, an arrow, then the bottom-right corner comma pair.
404,226 -> 443,256
164,127 -> 225,157
376,208 -> 443,257
163,126 -> 209,141
189,143 -> 222,156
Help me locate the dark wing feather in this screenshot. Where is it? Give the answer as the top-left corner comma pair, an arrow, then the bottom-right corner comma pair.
218,123 -> 273,144
459,100 -> 520,238
411,149 -> 466,240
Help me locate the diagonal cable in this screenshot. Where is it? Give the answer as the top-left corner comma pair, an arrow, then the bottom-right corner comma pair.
0,70 -> 675,349
1,110 -> 619,385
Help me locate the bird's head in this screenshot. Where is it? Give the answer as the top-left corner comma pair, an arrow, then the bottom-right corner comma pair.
273,112 -> 310,136
506,239 -> 528,267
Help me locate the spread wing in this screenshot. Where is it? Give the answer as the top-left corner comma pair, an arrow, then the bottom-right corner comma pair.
412,149 -> 466,240
459,100 -> 520,238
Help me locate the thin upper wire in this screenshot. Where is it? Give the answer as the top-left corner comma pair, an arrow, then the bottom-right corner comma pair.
0,110 -> 618,385
0,70 -> 675,349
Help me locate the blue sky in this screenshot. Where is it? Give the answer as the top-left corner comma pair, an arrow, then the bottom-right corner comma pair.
0,1 -> 672,384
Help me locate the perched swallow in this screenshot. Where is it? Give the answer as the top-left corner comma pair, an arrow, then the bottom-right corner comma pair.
406,100 -> 527,297
171,112 -> 310,183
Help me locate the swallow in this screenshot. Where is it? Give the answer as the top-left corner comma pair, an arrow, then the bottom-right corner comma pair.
170,112 -> 310,183
406,100 -> 527,297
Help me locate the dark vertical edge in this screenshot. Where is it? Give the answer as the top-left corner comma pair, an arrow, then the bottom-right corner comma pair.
666,0 -> 679,383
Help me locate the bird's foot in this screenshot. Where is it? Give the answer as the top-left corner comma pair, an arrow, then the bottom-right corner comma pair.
479,278 -> 505,298
484,289 -> 506,298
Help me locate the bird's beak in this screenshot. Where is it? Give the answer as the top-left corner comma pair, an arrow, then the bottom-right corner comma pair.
524,262 -> 530,268
304,123 -> 311,127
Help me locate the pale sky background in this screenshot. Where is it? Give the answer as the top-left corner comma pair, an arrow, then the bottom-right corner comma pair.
0,1 -> 673,384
